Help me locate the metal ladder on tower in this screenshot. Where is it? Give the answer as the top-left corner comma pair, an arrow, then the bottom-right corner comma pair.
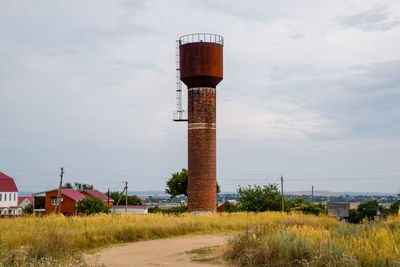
173,40 -> 188,122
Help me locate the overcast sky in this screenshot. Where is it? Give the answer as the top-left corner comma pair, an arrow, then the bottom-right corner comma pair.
0,0 -> 399,194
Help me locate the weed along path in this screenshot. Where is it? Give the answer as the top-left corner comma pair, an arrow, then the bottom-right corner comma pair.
85,234 -> 230,267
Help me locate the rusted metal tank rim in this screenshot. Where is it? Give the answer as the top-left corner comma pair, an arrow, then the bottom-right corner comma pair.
179,33 -> 224,46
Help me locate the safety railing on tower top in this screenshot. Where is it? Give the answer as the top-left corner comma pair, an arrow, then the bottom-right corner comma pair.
178,33 -> 224,46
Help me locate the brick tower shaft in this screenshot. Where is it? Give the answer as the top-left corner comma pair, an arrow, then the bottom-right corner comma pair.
188,87 -> 216,212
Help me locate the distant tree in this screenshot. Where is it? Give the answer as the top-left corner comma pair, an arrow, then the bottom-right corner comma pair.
357,200 -> 379,221
237,184 -> 281,212
109,191 -> 142,206
347,209 -> 361,224
165,168 -> 221,198
288,198 -> 327,215
22,203 -> 33,214
63,182 -> 73,189
348,200 -> 384,223
148,204 -> 188,214
148,206 -> 163,213
390,202 -> 399,214
165,169 -> 188,198
232,189 -> 326,215
162,204 -> 188,214
390,194 -> 400,214
75,197 -> 110,215
63,182 -> 94,191
73,182 -> 94,191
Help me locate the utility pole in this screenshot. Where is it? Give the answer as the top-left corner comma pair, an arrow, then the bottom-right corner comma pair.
112,182 -> 128,213
125,181 -> 128,213
54,167 -> 64,214
281,174 -> 284,212
107,188 -> 110,206
312,185 -> 314,205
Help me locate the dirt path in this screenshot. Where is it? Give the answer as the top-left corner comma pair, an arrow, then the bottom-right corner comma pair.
85,234 -> 230,267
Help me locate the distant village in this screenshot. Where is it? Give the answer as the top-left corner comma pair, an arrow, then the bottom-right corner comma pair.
1,170 -> 398,216
0,171 -> 148,216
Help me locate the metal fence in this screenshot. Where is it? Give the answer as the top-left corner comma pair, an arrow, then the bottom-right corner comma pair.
178,33 -> 224,45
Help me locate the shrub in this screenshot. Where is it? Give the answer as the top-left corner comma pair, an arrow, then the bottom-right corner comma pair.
149,204 -> 188,214
237,184 -> 281,212
22,203 -> 34,214
225,217 -> 400,266
75,197 -> 111,215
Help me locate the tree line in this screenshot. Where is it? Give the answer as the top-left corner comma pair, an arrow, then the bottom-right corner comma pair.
164,169 -> 400,221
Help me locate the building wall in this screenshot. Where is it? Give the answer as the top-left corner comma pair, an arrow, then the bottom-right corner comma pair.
1,207 -> 22,215
0,191 -> 18,208
45,191 -> 77,215
327,202 -> 350,217
112,208 -> 148,215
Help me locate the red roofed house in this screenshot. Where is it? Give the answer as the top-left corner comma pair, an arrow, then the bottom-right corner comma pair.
18,196 -> 34,209
82,189 -> 114,205
33,188 -> 86,215
0,172 -> 21,215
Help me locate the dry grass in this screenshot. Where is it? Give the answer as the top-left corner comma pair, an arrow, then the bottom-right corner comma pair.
224,215 -> 400,267
2,212 -> 398,266
0,212 -> 335,266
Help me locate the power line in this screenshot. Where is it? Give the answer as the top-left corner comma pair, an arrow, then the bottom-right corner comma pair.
6,167 -> 400,176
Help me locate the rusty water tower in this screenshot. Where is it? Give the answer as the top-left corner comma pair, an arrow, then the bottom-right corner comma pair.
173,33 -> 223,213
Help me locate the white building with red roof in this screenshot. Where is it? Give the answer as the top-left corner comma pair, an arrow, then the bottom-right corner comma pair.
0,172 -> 21,215
18,196 -> 34,209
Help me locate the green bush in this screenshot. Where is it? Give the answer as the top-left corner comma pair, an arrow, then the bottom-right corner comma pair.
109,191 -> 142,205
22,203 -> 34,214
75,197 -> 110,215
347,200 -> 392,223
291,202 -> 327,216
237,184 -> 281,212
148,204 -> 188,214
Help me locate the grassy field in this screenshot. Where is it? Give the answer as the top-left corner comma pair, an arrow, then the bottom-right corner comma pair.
224,216 -> 400,266
0,213 -> 399,266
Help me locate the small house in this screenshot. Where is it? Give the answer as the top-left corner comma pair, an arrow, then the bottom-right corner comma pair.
33,189 -> 86,215
0,172 -> 21,215
327,202 -> 350,218
18,196 -> 34,209
217,200 -> 238,212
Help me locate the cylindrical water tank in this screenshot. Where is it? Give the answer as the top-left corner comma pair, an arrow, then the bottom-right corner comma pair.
179,33 -> 223,213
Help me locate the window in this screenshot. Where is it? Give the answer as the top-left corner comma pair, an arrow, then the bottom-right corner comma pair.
0,193 -> 2,201
14,193 -> 16,201
51,197 -> 63,205
9,193 -> 11,201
